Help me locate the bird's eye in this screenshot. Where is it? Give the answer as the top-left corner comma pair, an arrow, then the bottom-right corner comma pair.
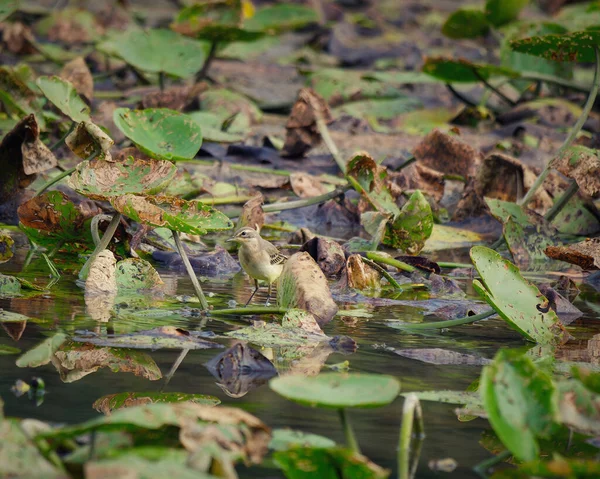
240,231 -> 246,236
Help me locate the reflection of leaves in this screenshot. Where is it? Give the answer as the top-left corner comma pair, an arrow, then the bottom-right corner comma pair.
16,333 -> 67,368
394,348 -> 490,366
93,392 -> 220,415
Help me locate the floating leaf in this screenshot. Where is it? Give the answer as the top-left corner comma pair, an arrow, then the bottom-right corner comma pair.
485,0 -> 529,27
73,326 -> 223,351
187,111 -> 245,143
270,373 -> 400,409
110,194 -> 233,235
269,429 -> 336,451
424,224 -> 485,252
335,96 -> 422,121
274,447 -> 389,479
93,392 -> 220,415
16,333 -> 67,368
36,76 -> 90,122
481,350 -> 558,462
383,190 -> 433,254
470,246 -> 564,344
243,4 -> 318,32
442,9 -> 489,39
113,108 -> 203,162
422,57 -> 519,83
98,28 -> 210,78
510,30 -> 600,63
115,258 -> 164,292
0,274 -> 21,295
68,156 -> 176,201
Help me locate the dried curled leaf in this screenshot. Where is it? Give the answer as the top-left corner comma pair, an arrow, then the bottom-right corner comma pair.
545,238 -> 600,270
85,250 -> 117,295
66,121 -> 113,161
552,145 -> 600,198
60,56 -> 93,101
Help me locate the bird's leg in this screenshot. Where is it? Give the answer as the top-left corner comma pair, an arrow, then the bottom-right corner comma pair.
265,282 -> 273,306
245,279 -> 260,306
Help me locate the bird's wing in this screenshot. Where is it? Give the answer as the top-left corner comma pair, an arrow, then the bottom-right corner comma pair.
263,240 -> 287,265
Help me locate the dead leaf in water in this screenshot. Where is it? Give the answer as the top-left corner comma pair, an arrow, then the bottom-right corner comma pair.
300,237 -> 346,277
60,56 -> 93,101
394,348 -> 491,366
545,238 -> 600,270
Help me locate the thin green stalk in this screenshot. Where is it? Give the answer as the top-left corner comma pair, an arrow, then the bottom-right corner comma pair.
473,450 -> 512,478
519,47 -> 600,208
398,393 -> 424,479
437,262 -> 473,269
158,71 -> 165,91
197,195 -> 253,206
545,180 -> 579,223
311,98 -> 346,174
34,166 -> 77,197
160,348 -> 189,392
79,213 -> 122,281
230,163 -> 291,177
446,83 -> 479,108
520,72 -> 589,93
210,306 -> 286,316
365,252 -> 416,273
362,257 -> 403,290
172,230 -> 209,311
49,122 -> 75,152
90,214 -> 114,246
46,240 -> 65,259
472,69 -> 516,106
395,156 -> 416,171
94,91 -> 129,100
262,185 -> 352,213
197,41 -> 218,81
397,309 -> 496,331
338,408 -> 360,454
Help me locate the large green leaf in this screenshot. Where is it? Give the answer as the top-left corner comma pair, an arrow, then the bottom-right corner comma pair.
36,76 -> 90,122
442,9 -> 489,39
485,0 -> 529,27
510,30 -> 600,63
115,258 -> 164,292
98,28 -> 210,78
422,57 -> 519,83
16,333 -> 67,368
270,373 -> 400,409
310,68 -> 404,103
274,447 -> 389,479
93,392 -> 220,414
110,194 -> 233,235
470,246 -> 564,344
383,190 -> 433,254
481,350 -> 558,462
0,0 -> 19,22
113,108 -> 203,162
243,4 -> 318,32
68,156 -> 177,201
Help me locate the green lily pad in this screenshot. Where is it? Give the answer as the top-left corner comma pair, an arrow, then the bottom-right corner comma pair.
383,190 -> 433,254
98,28 -> 210,78
274,447 -> 389,479
334,96 -> 422,121
442,8 -> 489,39
481,349 -> 558,462
243,4 -> 318,33
485,0 -> 529,27
470,246 -> 564,344
510,30 -> 600,63
187,111 -> 245,143
0,1 -> 19,22
93,392 -> 220,415
73,326 -> 223,351
0,274 -> 21,295
115,258 -> 164,292
16,333 -> 67,368
270,373 -> 400,409
410,390 -> 482,406
36,76 -> 90,122
68,156 -> 177,201
113,108 -> 203,162
110,194 -> 233,235
557,379 -> 600,436
269,429 -> 336,451
422,57 -> 519,83
18,191 -> 95,251
200,88 -> 262,133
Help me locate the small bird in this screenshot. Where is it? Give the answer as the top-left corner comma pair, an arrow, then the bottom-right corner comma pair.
227,226 -> 287,306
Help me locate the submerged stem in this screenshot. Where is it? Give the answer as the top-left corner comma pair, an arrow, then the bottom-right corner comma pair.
161,349 -> 190,392
398,393 -> 425,479
172,230 -> 209,311
397,309 -> 496,331
338,408 -> 360,454
519,47 -> 600,208
473,450 -> 512,478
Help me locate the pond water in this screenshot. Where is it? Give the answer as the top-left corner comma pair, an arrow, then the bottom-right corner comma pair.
1,241 -> 597,478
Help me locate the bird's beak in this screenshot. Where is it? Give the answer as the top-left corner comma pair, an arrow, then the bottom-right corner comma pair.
226,237 -> 236,243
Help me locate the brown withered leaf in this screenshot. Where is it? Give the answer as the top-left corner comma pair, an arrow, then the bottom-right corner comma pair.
1,22 -> 36,54
140,83 -> 206,110
389,163 -> 445,204
18,191 -> 91,234
345,254 -> 380,290
552,145 -> 600,198
282,88 -> 332,158
2,321 -> 27,341
413,129 -> 483,178
60,57 -> 93,101
300,237 -> 346,277
289,227 -> 315,245
394,348 -> 491,366
546,238 -> 600,270
85,250 -> 117,295
236,194 -> 264,231
46,9 -> 104,44
66,121 -> 113,161
289,172 -> 329,198
396,255 -> 441,274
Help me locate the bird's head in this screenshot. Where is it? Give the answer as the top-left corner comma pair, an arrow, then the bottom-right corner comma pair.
226,226 -> 261,245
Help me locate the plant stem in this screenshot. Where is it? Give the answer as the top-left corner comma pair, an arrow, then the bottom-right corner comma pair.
365,252 -> 416,273
472,69 -> 516,106
262,185 -> 352,213
79,213 -> 122,281
362,257 -> 404,289
396,309 -> 496,331
49,122 -> 75,152
446,83 -> 478,108
34,167 -> 76,197
310,97 -> 346,174
197,41 -> 218,81
158,71 -> 165,91
520,72 -> 589,93
210,306 -> 287,316
172,230 -> 209,311
338,408 -> 360,454
437,261 -> 473,269
90,214 -> 114,246
230,163 -> 292,176
519,47 -> 600,208
544,180 -> 579,223
197,195 -> 254,206
398,393 -> 425,479
160,348 -> 189,392
473,450 -> 512,478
